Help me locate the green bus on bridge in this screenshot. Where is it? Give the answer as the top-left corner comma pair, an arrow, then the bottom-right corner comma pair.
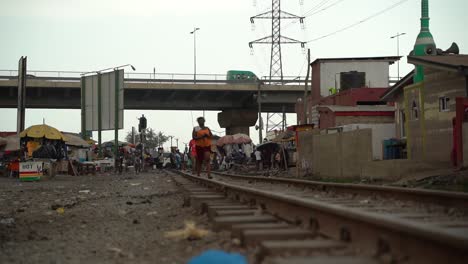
226,70 -> 257,83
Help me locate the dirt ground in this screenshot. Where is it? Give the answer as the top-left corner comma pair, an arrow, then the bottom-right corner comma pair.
0,170 -> 241,264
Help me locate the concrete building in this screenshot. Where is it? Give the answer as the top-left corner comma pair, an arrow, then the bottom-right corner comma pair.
316,105 -> 394,130
297,56 -> 398,127
380,71 -> 414,140
297,87 -> 394,128
382,55 -> 468,166
310,56 -> 400,100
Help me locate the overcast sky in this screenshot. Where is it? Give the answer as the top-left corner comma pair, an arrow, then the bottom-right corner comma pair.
1,0 -> 467,147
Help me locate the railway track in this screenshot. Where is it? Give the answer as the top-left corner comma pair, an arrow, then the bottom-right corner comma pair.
169,170 -> 468,264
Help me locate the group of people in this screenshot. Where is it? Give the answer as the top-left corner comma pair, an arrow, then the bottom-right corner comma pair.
116,147 -> 142,174
254,148 -> 286,171
176,116 -> 287,177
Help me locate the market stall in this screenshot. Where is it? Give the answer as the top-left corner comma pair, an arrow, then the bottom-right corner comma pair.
62,132 -> 93,176
19,124 -> 68,181
217,134 -> 253,166
272,130 -> 296,168
0,135 -> 20,177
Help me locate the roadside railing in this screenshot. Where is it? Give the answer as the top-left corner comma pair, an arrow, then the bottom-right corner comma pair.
0,70 -> 306,85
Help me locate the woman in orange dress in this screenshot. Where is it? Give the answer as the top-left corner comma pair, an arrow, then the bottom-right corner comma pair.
192,117 -> 213,179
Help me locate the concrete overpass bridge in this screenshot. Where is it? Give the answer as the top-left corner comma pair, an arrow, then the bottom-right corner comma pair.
0,70 -> 306,134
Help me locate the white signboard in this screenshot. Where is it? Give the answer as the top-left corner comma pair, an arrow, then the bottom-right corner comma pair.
83,70 -> 124,131
19,161 -> 44,181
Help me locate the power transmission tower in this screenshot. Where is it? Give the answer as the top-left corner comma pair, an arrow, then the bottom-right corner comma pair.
249,0 -> 305,135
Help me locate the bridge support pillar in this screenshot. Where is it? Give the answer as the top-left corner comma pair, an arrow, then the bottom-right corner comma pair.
217,109 -> 258,136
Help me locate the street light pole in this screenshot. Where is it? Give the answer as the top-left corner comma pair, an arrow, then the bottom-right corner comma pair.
190,27 -> 202,117
190,27 -> 200,84
390,32 -> 406,80
257,80 -> 263,144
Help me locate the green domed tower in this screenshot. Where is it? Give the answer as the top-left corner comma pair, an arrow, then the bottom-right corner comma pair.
413,0 -> 437,83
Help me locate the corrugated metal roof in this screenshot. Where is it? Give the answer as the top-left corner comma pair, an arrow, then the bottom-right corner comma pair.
317,105 -> 394,112
380,70 -> 414,101
408,55 -> 468,73
311,56 -> 401,65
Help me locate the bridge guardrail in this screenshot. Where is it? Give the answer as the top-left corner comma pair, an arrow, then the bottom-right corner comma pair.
0,70 -> 307,85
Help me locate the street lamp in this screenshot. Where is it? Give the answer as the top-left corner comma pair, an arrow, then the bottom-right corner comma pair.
390,32 -> 406,80
190,27 -> 203,117
190,27 -> 200,83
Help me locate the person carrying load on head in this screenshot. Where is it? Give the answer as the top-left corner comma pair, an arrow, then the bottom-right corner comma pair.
192,117 -> 213,179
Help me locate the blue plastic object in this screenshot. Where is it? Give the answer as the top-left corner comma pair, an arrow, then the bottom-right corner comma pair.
188,250 -> 248,264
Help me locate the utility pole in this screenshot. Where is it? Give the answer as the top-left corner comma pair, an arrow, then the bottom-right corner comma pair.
249,0 -> 305,133
390,32 -> 406,80
303,48 -> 311,125
176,138 -> 179,148
17,56 -> 27,136
257,80 -> 263,143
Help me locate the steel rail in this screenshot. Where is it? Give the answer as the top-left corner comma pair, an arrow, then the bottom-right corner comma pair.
172,170 -> 468,263
211,171 -> 468,209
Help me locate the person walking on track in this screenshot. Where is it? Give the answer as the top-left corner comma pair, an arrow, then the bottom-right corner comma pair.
189,139 -> 197,174
192,117 -> 213,179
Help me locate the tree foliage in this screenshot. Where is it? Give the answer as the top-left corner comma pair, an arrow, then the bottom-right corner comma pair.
125,128 -> 169,150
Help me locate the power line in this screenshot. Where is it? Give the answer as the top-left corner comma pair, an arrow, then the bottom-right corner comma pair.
303,0 -> 335,17
306,0 -> 410,43
304,0 -> 347,17
282,0 -> 347,31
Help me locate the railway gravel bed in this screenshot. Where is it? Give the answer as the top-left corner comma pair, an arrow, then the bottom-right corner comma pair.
0,171 -> 239,264
212,171 -> 468,217
171,170 -> 468,264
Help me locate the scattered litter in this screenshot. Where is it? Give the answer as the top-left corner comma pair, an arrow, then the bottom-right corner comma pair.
231,238 -> 241,246
447,208 -> 456,216
50,204 -> 62,210
359,199 -> 370,204
130,183 -> 142,186
165,221 -> 210,241
0,218 -> 15,226
140,199 -> 152,204
79,190 -> 91,194
107,247 -> 133,258
143,187 -> 150,190
56,207 -> 65,214
107,247 -> 122,254
146,211 -> 158,216
118,210 -> 127,216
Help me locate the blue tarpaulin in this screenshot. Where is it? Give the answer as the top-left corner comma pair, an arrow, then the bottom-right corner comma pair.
188,250 -> 247,264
